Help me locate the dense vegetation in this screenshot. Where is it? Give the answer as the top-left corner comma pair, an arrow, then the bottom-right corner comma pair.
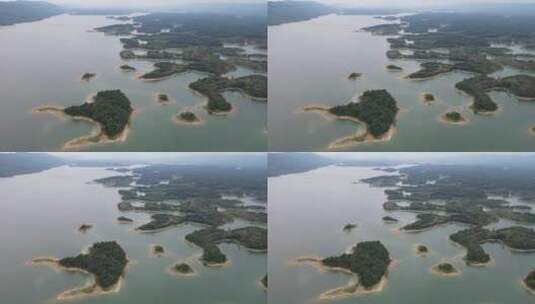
189,75 -> 267,114
178,112 -> 199,123
322,241 -> 391,288
450,226 -> 535,265
329,90 -> 399,138
58,241 -> 127,289
436,263 -> 456,274
525,269 -> 535,291
63,90 -> 133,138
185,226 -> 267,265
174,263 -> 193,274
444,111 -> 463,122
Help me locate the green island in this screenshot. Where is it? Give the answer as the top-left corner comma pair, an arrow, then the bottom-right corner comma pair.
524,269 -> 535,292
442,111 -> 464,123
329,89 -> 399,138
152,245 -> 165,256
386,64 -> 403,71
120,64 -> 136,71
343,223 -> 357,232
63,90 -> 133,139
81,73 -> 96,81
450,226 -> 535,265
456,75 -> 535,114
348,72 -> 362,80
173,263 -> 194,274
415,245 -> 428,255
78,224 -> 93,233
322,241 -> 391,289
432,262 -> 458,275
382,216 -> 398,223
117,216 -> 133,223
58,241 -> 128,290
176,111 -> 200,124
261,274 -> 268,289
423,93 -> 435,102
189,75 -> 267,114
185,226 -> 267,266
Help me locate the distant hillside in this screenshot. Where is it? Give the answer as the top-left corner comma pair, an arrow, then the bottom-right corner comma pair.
0,153 -> 65,177
0,1 -> 64,26
269,153 -> 333,177
268,0 -> 333,25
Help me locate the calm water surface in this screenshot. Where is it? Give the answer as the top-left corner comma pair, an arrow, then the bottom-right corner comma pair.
269,166 -> 535,304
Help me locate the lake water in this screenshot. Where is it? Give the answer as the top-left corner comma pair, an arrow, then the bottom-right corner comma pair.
268,14 -> 535,151
0,14 -> 266,151
0,166 -> 266,303
269,165 -> 535,303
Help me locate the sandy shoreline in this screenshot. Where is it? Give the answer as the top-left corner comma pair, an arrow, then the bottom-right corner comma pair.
166,263 -> 198,277
438,110 -> 469,126
290,255 -> 393,300
520,279 -> 535,295
32,105 -> 132,150
29,256 -> 125,301
171,112 -> 205,127
301,104 -> 397,150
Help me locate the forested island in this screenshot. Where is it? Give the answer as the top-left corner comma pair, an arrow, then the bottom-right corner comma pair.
322,241 -> 391,289
185,226 -> 267,266
431,262 -> 459,276
328,89 -> 399,139
189,75 -> 267,114
63,90 -> 133,138
32,241 -> 128,299
524,269 -> 535,293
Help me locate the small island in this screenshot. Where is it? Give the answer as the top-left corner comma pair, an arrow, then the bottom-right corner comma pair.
261,274 -> 268,290
386,64 -> 403,71
530,125 -> 535,136
348,72 -> 362,80
81,73 -> 96,81
120,65 -> 136,72
523,269 -> 535,294
415,244 -> 428,256
440,111 -> 466,125
382,216 -> 398,223
422,93 -> 435,103
78,224 -> 93,233
343,223 -> 357,232
117,216 -> 133,224
173,111 -> 202,126
431,262 -> 459,276
151,245 -> 165,257
174,263 -> 194,274
155,93 -> 170,104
